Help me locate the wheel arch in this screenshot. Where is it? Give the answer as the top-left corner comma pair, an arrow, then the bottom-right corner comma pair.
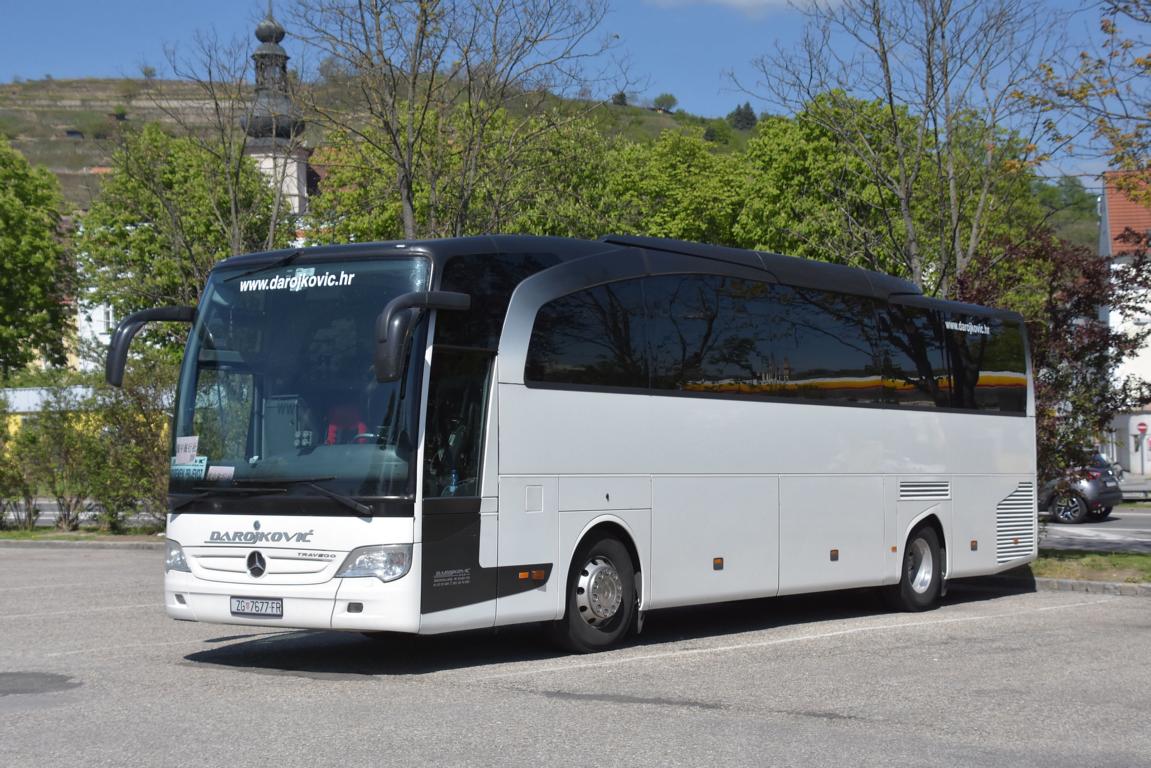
904,511 -> 948,580
566,516 -> 645,608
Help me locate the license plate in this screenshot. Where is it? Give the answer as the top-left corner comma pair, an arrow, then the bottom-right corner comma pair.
230,597 -> 283,618
1104,480 -> 1118,488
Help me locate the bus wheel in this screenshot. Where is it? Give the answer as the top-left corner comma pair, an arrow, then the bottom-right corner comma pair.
885,526 -> 942,612
552,536 -> 636,653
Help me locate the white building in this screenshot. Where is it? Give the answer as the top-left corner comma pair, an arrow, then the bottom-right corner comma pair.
1100,172 -> 1151,474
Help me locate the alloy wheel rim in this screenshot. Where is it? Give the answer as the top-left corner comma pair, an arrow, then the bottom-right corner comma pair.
907,538 -> 934,595
575,555 -> 623,627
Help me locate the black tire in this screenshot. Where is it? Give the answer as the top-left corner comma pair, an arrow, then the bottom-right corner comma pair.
551,536 -> 636,653
884,526 -> 942,612
1049,492 -> 1088,524
1088,506 -> 1113,521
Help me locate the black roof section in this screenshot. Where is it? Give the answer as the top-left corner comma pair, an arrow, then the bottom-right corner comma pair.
213,235 -> 615,272
213,233 -> 1019,320
600,234 -> 922,301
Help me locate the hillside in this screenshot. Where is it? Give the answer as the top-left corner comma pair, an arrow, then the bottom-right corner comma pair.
0,77 -> 749,210
0,78 -> 236,208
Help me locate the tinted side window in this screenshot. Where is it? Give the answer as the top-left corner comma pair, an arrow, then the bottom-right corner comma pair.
645,275 -> 884,403
879,304 -> 949,408
944,314 -> 1027,413
438,252 -> 561,349
525,280 -> 648,388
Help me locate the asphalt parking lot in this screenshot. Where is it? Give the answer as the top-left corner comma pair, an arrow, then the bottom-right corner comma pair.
1041,506 -> 1151,553
1,546 -> 1149,768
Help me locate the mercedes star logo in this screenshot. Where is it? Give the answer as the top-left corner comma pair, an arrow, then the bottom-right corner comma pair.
246,550 -> 267,578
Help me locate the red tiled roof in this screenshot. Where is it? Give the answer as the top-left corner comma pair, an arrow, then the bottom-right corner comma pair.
1104,171 -> 1151,253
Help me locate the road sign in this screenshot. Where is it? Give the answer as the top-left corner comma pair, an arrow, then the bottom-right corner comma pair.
1140,422 -> 1148,434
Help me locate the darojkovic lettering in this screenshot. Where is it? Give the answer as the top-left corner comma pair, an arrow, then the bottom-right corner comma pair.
205,529 -> 315,544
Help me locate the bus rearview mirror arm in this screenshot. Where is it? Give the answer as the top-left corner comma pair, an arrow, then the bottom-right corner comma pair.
374,291 -> 472,382
105,306 -> 196,387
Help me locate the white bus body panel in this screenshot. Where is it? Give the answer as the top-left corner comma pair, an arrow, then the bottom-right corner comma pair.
494,383 -> 1036,614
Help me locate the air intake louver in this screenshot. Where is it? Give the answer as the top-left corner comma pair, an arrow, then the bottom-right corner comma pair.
899,481 -> 951,501
996,482 -> 1036,564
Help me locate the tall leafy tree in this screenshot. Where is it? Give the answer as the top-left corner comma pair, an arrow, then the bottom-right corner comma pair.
727,102 -> 757,131
0,138 -> 69,377
77,124 -> 286,326
735,98 -> 1042,284
747,0 -> 1053,294
603,131 -> 747,246
294,0 -> 614,239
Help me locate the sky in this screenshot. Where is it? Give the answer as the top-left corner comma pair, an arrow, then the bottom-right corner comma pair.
0,0 -> 806,118
0,0 -> 1113,180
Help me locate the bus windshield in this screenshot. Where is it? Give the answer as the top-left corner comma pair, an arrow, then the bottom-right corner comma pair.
171,256 -> 430,502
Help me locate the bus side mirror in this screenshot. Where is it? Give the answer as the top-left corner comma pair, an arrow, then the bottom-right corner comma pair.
105,306 -> 196,387
374,291 -> 471,382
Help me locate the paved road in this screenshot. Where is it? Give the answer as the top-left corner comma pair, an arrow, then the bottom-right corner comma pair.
1,548 -> 1149,767
1041,507 -> 1151,553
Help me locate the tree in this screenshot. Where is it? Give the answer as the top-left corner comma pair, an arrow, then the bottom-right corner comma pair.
611,91 -> 628,106
603,131 -> 747,245
0,395 -> 38,530
1033,175 -> 1101,252
1039,2 -> 1151,202
76,124 -> 285,334
653,93 -> 678,112
11,381 -> 98,531
0,138 -> 69,377
309,113 -> 622,242
150,27 -> 302,254
83,348 -> 176,530
747,0 -> 1053,295
735,109 -> 901,271
735,99 -> 1042,278
727,102 -> 757,131
295,0 -> 614,239
957,229 -> 1151,479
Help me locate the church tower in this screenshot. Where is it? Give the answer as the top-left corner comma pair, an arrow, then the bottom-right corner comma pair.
243,4 -> 308,214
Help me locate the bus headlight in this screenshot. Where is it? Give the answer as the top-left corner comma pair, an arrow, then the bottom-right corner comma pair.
336,544 -> 412,582
165,540 -> 191,573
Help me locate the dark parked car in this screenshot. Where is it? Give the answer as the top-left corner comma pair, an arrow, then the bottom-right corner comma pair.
1040,456 -> 1123,524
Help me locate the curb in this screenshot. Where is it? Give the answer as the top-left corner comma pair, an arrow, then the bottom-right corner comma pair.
1034,576 -> 1151,597
0,539 -> 164,551
964,574 -> 1151,597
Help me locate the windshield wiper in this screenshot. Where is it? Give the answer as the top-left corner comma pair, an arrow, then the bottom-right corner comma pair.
171,486 -> 288,511
223,248 -> 303,283
234,476 -> 373,516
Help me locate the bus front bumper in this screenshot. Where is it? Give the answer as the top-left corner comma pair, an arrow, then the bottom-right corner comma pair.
164,569 -> 422,633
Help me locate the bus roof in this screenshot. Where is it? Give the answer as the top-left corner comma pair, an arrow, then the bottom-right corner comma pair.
213,234 -> 1019,319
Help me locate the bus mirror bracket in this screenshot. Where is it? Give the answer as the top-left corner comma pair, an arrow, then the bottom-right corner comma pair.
105,306 -> 196,387
375,291 -> 471,382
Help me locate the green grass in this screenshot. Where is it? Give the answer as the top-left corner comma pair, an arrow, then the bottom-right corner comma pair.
0,525 -> 163,540
1030,550 -> 1151,584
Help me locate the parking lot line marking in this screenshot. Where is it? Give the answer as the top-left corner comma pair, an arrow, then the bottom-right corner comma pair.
0,603 -> 157,620
470,597 -> 1115,681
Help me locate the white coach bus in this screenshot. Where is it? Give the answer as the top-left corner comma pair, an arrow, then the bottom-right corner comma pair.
106,235 -> 1036,652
